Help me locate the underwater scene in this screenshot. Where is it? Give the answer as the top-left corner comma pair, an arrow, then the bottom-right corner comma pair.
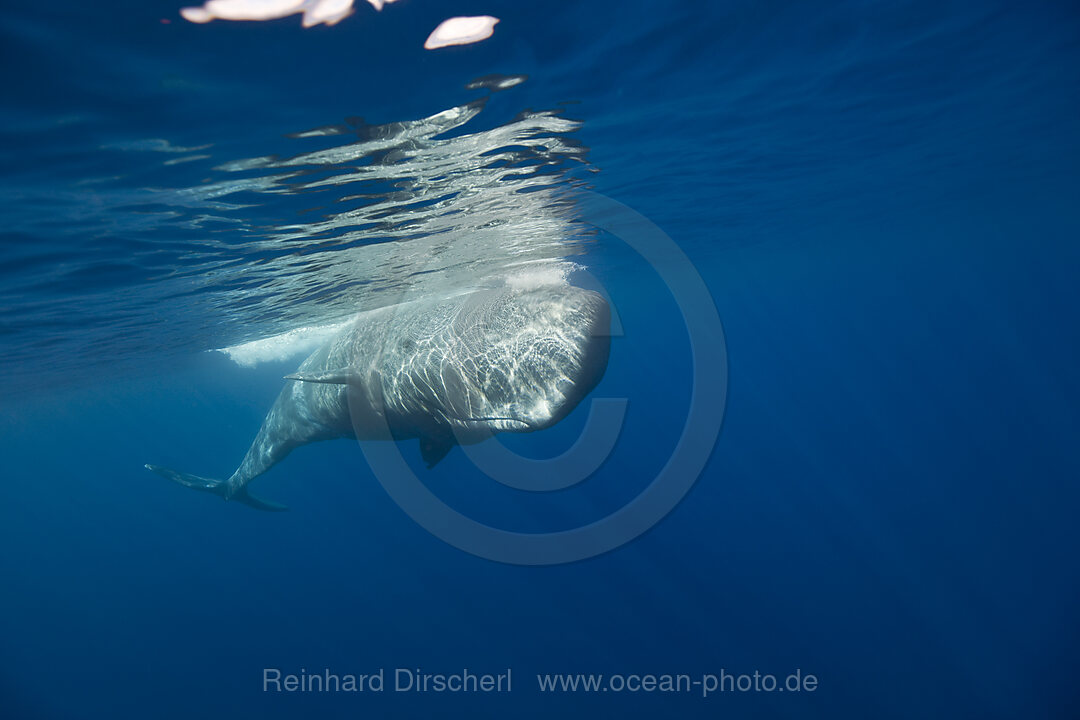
1,0 -> 1078,718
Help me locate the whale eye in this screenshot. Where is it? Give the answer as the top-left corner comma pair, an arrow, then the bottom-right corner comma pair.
400,339 -> 416,353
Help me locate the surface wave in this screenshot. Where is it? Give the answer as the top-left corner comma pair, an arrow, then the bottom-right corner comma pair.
0,79 -> 595,391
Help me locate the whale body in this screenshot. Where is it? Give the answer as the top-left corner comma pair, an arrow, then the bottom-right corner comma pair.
147,284 -> 611,510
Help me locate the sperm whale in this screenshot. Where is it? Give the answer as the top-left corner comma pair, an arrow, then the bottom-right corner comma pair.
146,284 -> 611,510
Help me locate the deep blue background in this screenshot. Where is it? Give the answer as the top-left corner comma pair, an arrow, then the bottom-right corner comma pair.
2,1 -> 1079,718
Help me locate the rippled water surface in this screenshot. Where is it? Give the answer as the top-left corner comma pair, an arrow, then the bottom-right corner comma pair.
3,0 -> 1078,393
2,79 -> 599,386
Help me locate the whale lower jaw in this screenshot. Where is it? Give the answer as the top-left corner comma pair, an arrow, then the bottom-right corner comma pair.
450,416 -> 536,433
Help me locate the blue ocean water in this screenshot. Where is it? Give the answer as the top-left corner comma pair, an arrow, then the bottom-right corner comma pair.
2,0 -> 1079,717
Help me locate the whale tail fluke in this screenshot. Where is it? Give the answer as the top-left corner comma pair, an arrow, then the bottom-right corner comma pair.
144,464 -> 288,512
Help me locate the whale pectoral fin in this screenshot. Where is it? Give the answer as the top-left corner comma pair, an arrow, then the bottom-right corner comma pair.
284,369 -> 355,385
419,435 -> 455,468
144,464 -> 288,512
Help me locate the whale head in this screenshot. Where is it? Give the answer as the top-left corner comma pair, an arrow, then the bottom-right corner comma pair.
438,285 -> 611,439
